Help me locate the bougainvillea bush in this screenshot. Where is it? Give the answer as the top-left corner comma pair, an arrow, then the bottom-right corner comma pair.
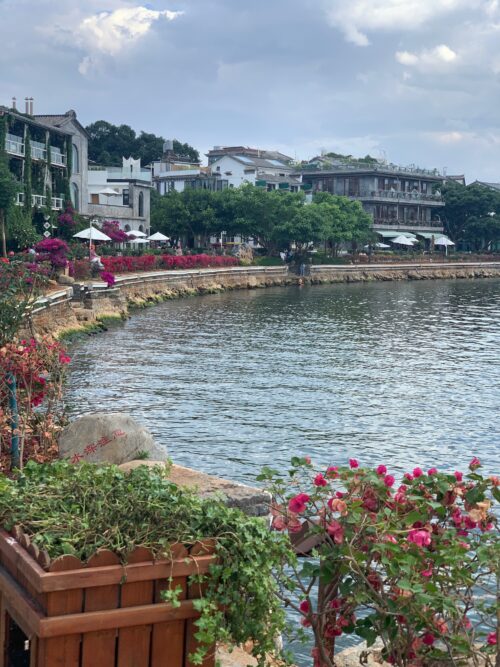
259,457 -> 499,667
101,220 -> 130,243
101,253 -> 240,274
34,238 -> 69,270
0,338 -> 70,472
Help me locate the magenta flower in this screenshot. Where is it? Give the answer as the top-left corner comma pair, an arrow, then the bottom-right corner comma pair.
376,465 -> 387,475
413,467 -> 423,478
422,632 -> 435,646
427,467 -> 438,476
454,471 -> 463,481
299,599 -> 310,614
408,529 -> 432,547
313,473 -> 328,487
288,493 -> 310,514
487,632 -> 497,645
469,457 -> 481,470
404,472 -> 414,482
349,458 -> 359,469
384,474 -> 395,487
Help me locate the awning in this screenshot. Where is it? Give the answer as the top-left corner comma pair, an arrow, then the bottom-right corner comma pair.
376,230 -> 416,239
417,232 -> 441,239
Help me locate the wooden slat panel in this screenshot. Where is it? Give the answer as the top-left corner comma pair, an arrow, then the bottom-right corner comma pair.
0,564 -> 43,638
185,543 -> 216,667
151,575 -> 187,667
81,550 -> 120,667
117,547 -> 154,667
0,594 -> 6,667
37,555 -> 84,667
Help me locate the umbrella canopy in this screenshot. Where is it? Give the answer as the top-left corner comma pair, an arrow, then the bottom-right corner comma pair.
128,230 -> 147,238
99,187 -> 120,196
434,236 -> 455,246
148,232 -> 170,241
391,235 -> 415,246
128,238 -> 150,244
73,226 -> 112,241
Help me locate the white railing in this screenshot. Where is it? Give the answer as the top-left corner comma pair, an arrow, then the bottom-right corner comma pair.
32,194 -> 45,207
51,197 -> 63,209
15,193 -> 63,210
6,134 -> 24,156
51,151 -> 65,166
31,143 -> 46,161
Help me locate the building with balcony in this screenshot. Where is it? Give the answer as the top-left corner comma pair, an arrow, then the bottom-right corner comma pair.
300,160 -> 445,238
1,103 -> 72,214
87,157 -> 152,236
208,150 -> 301,191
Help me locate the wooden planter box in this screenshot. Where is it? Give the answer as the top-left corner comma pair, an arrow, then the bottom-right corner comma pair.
0,528 -> 217,667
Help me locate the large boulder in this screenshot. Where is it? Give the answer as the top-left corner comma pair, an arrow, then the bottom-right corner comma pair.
58,413 -> 167,465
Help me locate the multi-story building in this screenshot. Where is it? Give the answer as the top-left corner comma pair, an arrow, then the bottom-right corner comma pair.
207,146 -> 301,191
1,100 -> 73,214
152,141 -> 227,194
300,159 -> 445,240
87,157 -> 152,235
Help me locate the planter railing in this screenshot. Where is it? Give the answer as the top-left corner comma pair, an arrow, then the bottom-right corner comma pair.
0,528 -> 217,666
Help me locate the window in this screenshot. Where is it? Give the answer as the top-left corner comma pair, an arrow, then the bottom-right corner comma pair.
71,183 -> 79,211
123,189 -> 130,206
138,191 -> 144,217
72,144 -> 79,174
124,224 -> 131,232
139,225 -> 144,232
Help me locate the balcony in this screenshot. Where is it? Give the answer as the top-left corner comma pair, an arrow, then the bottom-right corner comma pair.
354,190 -> 443,205
16,192 -> 64,211
5,134 -> 24,156
50,151 -> 66,167
31,140 -> 46,161
372,218 -> 443,232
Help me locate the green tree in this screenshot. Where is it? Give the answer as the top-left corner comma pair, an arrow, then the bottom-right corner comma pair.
313,192 -> 372,255
0,148 -> 17,258
6,207 -> 40,251
440,181 -> 500,249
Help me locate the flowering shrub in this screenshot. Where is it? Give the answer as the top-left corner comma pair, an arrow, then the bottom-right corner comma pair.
0,338 -> 70,471
34,238 -> 69,270
69,259 -> 91,280
101,253 -> 240,274
101,220 -> 129,243
0,263 -> 47,346
100,271 -> 116,287
260,457 -> 499,667
57,205 -> 76,229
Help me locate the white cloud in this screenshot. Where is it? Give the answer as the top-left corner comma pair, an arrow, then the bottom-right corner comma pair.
395,44 -> 458,69
324,0 -> 470,46
78,6 -> 182,57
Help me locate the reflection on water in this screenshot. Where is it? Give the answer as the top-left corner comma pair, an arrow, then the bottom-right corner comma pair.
67,279 -> 500,482
66,279 -> 500,663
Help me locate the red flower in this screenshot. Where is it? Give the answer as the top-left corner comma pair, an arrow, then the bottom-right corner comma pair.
299,599 -> 310,614
326,466 -> 339,478
469,457 -> 481,470
454,471 -> 463,481
487,632 -> 497,645
349,458 -> 359,469
413,467 -> 423,478
376,465 -> 387,475
407,529 -> 431,547
327,520 -> 344,544
335,491 -> 345,498
422,632 -> 435,646
288,493 -> 310,514
313,473 -> 327,487
427,467 -> 438,476
384,474 -> 395,487
404,472 -> 414,482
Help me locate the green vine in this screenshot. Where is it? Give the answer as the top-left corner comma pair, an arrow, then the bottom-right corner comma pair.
64,137 -> 72,205
23,126 -> 32,213
0,116 -> 7,152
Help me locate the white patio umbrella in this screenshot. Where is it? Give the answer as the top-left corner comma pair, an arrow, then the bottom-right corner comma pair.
73,226 -> 112,241
128,230 -> 147,238
148,232 -> 170,241
434,237 -> 455,246
73,226 -> 112,261
99,187 -> 120,196
391,235 -> 415,246
128,238 -> 150,244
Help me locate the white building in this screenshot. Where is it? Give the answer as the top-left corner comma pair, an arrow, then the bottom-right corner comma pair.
87,157 -> 152,235
208,153 -> 301,191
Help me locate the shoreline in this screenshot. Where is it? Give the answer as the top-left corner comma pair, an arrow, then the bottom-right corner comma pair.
29,262 -> 500,339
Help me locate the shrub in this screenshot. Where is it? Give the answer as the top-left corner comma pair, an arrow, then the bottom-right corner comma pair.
260,457 -> 499,667
101,220 -> 129,243
100,253 -> 240,274
70,259 -> 91,280
34,238 -> 69,270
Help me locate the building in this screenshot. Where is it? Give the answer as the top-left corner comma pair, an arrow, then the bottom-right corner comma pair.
151,140 -> 227,194
300,159 -> 445,239
87,157 -> 152,235
208,147 -> 301,191
32,109 -> 89,214
1,99 -> 73,214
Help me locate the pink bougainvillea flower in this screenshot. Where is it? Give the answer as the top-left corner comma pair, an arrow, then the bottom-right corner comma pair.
304,456 -> 312,465
427,467 -> 438,476
487,632 -> 497,645
407,529 -> 432,547
404,472 -> 414,482
326,466 -> 339,478
271,515 -> 287,531
299,599 -> 310,614
412,467 -> 423,478
335,491 -> 345,498
329,598 -> 342,610
327,520 -> 344,544
314,473 -> 328,487
421,566 -> 433,577
422,632 -> 435,646
288,493 -> 310,514
376,464 -> 387,475
384,474 -> 395,487
469,457 -> 481,470
349,458 -> 359,468
454,471 -> 463,482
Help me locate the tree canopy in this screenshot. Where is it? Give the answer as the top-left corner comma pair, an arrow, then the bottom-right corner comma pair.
85,120 -> 199,167
151,186 -> 372,253
441,182 -> 500,251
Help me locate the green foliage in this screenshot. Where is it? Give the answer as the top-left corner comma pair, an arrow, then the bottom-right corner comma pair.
6,206 -> 40,250
86,120 -> 200,166
441,182 -> 500,250
0,462 -> 293,665
263,458 -> 499,667
0,263 -> 45,345
23,128 -> 32,214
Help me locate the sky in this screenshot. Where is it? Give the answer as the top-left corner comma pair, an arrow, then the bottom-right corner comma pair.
1,0 -> 500,181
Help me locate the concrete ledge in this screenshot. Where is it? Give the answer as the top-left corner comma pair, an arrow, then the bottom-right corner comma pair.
118,460 -> 270,517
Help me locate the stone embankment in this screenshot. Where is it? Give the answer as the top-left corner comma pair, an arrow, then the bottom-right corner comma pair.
29,262 -> 500,338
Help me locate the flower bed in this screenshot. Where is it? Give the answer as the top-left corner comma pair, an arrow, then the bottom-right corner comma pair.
101,254 -> 240,274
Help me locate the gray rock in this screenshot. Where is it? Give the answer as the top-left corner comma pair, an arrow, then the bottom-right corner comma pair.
59,413 -> 167,465
57,274 -> 75,285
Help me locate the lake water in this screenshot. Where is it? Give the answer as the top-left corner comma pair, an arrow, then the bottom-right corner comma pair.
67,279 -> 500,481
66,279 -> 500,663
